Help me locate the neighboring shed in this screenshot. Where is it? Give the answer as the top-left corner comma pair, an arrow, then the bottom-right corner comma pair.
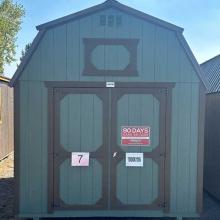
0,76 -> 14,160
10,0 -> 205,219
200,54 -> 220,200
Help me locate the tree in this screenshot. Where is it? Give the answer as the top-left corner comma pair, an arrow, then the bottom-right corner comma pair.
19,43 -> 31,63
0,0 -> 25,75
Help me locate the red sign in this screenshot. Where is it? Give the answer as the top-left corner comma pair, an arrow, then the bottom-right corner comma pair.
121,126 -> 150,146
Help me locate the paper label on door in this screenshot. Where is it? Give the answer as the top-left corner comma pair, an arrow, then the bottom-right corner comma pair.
121,126 -> 150,146
71,152 -> 90,166
126,153 -> 143,167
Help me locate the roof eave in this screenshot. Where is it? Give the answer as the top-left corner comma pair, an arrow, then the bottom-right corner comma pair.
36,0 -> 183,33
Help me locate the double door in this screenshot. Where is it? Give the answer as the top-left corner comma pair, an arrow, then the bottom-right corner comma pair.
47,82 -> 173,212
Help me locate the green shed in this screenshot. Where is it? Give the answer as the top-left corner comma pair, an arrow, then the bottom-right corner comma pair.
10,0 -> 206,219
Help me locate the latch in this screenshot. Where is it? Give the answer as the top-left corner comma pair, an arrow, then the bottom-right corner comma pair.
106,82 -> 115,87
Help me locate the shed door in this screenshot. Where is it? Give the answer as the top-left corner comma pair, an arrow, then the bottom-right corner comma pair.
49,83 -> 170,212
51,88 -> 109,210
110,88 -> 166,209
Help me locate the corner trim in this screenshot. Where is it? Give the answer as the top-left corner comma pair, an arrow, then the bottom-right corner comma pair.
196,83 -> 206,213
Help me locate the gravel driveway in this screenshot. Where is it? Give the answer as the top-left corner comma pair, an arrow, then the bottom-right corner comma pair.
0,153 -> 14,219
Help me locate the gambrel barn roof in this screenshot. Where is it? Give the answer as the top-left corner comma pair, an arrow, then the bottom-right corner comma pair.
200,54 -> 220,93
9,0 -> 205,87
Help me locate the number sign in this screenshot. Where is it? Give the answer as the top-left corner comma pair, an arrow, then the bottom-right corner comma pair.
71,152 -> 90,166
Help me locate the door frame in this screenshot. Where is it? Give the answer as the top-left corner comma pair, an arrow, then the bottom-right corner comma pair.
45,81 -> 175,213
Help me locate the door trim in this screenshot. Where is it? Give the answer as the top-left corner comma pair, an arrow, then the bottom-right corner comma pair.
45,81 -> 175,213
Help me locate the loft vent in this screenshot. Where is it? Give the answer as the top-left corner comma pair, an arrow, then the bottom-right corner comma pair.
99,15 -> 122,27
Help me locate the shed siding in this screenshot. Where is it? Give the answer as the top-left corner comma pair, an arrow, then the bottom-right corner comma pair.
204,93 -> 220,199
18,81 -> 200,215
20,9 -> 199,83
17,7 -> 200,217
0,82 -> 14,160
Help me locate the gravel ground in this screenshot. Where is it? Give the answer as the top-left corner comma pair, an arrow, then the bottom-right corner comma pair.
0,153 -> 220,220
0,153 -> 14,219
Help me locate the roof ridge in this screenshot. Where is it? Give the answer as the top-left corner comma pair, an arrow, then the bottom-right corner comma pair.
36,0 -> 183,32
201,54 -> 220,66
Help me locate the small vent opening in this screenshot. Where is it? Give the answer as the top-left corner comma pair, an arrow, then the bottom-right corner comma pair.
100,15 -> 106,26
99,15 -> 122,27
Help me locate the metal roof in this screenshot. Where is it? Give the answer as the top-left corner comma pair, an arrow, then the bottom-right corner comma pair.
200,54 -> 220,93
0,75 -> 10,83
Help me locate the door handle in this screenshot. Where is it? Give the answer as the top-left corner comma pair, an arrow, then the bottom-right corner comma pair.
113,152 -> 117,158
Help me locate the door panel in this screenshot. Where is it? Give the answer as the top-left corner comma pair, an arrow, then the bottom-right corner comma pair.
117,158 -> 158,205
60,94 -> 103,152
60,159 -> 102,205
111,88 -> 166,209
52,88 -> 109,210
117,94 -> 159,152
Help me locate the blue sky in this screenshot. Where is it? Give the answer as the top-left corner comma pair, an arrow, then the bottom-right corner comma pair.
4,0 -> 220,78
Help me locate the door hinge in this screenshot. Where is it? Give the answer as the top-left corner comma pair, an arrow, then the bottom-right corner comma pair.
159,88 -> 168,95
159,152 -> 166,158
52,202 -> 60,208
158,201 -> 166,208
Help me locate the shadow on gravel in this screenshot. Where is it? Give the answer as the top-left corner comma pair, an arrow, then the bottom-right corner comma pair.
0,177 -> 14,219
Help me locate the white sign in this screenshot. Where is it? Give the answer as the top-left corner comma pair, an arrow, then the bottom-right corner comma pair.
126,153 -> 143,167
71,152 -> 90,166
106,82 -> 115,87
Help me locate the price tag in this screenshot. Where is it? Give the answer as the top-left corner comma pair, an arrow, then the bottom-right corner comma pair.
71,152 -> 90,166
106,82 -> 115,87
126,153 -> 143,167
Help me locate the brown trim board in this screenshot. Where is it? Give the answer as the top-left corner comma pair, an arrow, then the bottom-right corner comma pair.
83,38 -> 139,76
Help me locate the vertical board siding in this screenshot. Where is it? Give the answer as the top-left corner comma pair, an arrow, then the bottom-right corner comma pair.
66,21 -> 80,81
204,94 -> 220,200
53,25 -> 67,80
154,26 -> 168,82
19,81 -> 47,213
0,83 -> 13,160
170,83 -> 199,213
19,8 -> 200,83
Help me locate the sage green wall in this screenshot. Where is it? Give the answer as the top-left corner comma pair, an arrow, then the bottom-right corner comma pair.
18,8 -> 200,217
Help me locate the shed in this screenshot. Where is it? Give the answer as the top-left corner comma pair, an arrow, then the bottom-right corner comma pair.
0,76 -> 14,160
200,54 -> 220,200
10,1 -> 205,219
